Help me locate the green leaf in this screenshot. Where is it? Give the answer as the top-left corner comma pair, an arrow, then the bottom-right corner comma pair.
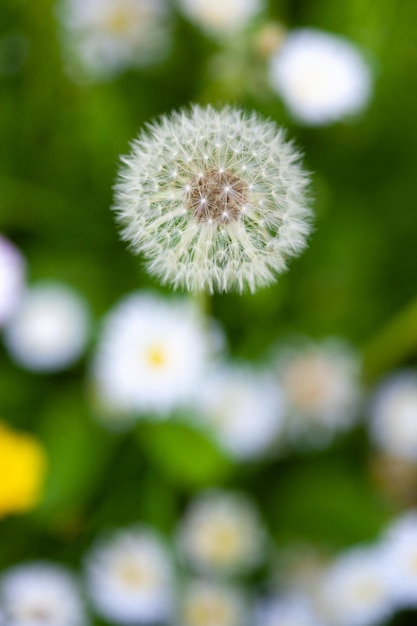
35,384 -> 117,528
137,420 -> 234,491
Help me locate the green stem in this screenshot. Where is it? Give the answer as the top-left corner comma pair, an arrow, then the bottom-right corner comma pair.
362,295 -> 417,383
194,290 -> 211,317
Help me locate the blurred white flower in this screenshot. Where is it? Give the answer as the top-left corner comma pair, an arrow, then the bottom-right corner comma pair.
369,371 -> 417,460
381,512 -> 417,608
179,579 -> 248,626
195,363 -> 285,459
318,547 -> 394,626
4,282 -> 90,372
85,526 -> 174,625
113,105 -> 312,293
0,563 -> 85,626
178,0 -> 262,37
57,0 -> 170,79
255,594 -> 322,626
269,28 -> 372,126
0,235 -> 25,326
91,292 -> 210,421
178,490 -> 265,576
276,338 -> 361,446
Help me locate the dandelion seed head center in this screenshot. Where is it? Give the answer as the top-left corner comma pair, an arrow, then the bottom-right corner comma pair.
186,168 -> 248,224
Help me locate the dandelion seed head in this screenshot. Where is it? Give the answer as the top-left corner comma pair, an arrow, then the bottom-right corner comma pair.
113,105 -> 312,293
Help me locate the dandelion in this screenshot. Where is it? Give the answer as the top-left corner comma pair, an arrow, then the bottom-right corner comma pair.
4,282 -> 90,372
0,563 -> 85,626
57,0 -> 170,79
276,338 -> 361,446
85,526 -> 174,624
91,291 -> 210,422
317,547 -> 394,626
0,422 -> 47,518
255,594 -> 322,626
195,363 -> 285,460
178,490 -> 265,576
381,512 -> 417,608
178,0 -> 262,37
269,28 -> 372,126
0,235 -> 25,326
179,579 -> 248,626
369,371 -> 417,460
113,105 -> 312,293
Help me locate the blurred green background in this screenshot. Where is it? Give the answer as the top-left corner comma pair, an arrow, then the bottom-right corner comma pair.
1,0 -> 417,623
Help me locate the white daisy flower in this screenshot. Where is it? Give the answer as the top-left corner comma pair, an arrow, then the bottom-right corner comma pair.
318,547 -> 394,626
0,562 -> 85,626
85,526 -> 174,625
4,282 -> 90,372
178,490 -> 265,576
255,594 -> 322,626
57,0 -> 170,79
91,291 -> 210,422
269,28 -> 372,126
276,338 -> 361,446
0,235 -> 25,326
369,371 -> 417,461
381,512 -> 417,608
113,105 -> 312,293
178,0 -> 262,37
195,363 -> 285,460
179,579 -> 248,626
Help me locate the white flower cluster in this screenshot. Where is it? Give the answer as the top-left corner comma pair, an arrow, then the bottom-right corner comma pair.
7,506 -> 417,626
254,511 -> 417,626
113,105 -> 312,294
57,0 -> 171,79
0,492 -> 264,626
90,290 -> 362,457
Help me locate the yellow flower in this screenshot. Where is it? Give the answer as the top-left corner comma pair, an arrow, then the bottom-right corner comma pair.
0,421 -> 47,517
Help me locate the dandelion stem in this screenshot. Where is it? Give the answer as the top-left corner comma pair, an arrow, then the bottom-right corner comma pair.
362,295 -> 417,383
194,291 -> 211,317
